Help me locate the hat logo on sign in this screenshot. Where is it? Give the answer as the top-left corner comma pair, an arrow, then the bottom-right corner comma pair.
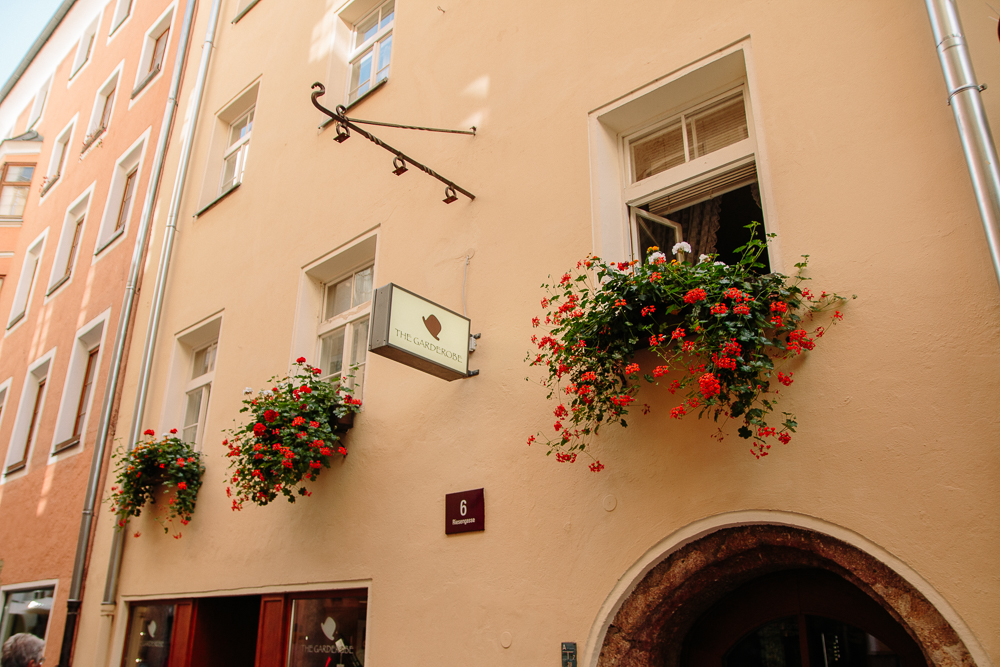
422,314 -> 442,340
148,621 -> 157,638
321,617 -> 337,641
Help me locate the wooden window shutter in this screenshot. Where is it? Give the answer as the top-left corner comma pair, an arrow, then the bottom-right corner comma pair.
167,601 -> 196,667
255,595 -> 287,667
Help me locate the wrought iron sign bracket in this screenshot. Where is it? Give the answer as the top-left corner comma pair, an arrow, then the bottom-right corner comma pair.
311,82 -> 476,203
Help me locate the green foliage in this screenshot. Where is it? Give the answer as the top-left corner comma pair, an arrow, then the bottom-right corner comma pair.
224,358 -> 363,508
108,432 -> 205,535
526,225 -> 851,469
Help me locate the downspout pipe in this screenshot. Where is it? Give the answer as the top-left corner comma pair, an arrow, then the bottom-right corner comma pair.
926,0 -> 1000,289
57,0 -> 199,664
103,0 -> 223,605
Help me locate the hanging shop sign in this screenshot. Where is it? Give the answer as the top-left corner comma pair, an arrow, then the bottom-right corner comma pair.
369,283 -> 474,381
445,488 -> 485,535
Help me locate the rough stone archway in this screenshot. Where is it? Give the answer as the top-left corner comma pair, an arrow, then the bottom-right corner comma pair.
597,524 -> 976,667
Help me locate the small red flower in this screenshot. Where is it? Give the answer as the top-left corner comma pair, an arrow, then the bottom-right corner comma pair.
683,288 -> 707,304
143,429 -> 155,436
169,428 -> 178,434
177,482 -> 187,490
589,460 -> 605,473
296,356 -> 307,363
263,410 -> 278,422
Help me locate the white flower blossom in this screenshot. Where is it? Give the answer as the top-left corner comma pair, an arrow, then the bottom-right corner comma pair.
698,254 -> 711,264
243,387 -> 253,395
262,390 -> 274,398
648,251 -> 666,263
672,241 -> 692,256
714,261 -> 727,266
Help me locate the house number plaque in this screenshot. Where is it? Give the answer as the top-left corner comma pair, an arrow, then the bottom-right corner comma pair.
445,488 -> 484,534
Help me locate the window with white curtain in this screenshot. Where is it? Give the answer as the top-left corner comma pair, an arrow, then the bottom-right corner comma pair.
348,0 -> 394,104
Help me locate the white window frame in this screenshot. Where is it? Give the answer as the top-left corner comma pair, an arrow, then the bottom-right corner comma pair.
197,81 -> 258,208
109,0 -> 134,37
0,580 -> 58,645
26,76 -> 52,131
317,265 -> 373,396
50,312 -> 108,456
130,4 -> 175,103
219,107 -> 254,194
70,16 -> 101,80
293,232 -> 378,399
84,63 -> 124,149
3,350 -> 54,477
161,315 -> 223,449
7,230 -> 47,331
41,116 -> 77,200
346,0 -> 394,104
94,129 -> 149,255
586,42 -> 780,269
46,184 -> 94,297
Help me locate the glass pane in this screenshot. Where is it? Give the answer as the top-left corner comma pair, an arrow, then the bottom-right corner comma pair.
0,587 -> 53,645
286,594 -> 368,667
379,1 -> 395,28
350,51 -> 374,101
686,94 -> 748,160
0,185 -> 29,217
725,615 -> 801,667
5,166 -> 34,182
221,152 -> 239,191
631,120 -> 685,182
193,342 -> 217,378
121,604 -> 175,667
351,318 -> 369,365
229,109 -> 254,146
376,35 -> 392,81
634,212 -> 679,260
183,388 -> 203,441
352,267 -> 373,307
319,328 -> 346,379
356,11 -> 379,44
325,278 -> 353,320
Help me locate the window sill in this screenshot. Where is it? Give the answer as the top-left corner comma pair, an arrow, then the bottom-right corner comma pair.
7,311 -> 25,330
52,437 -> 81,454
131,65 -> 161,100
46,273 -> 70,297
39,174 -> 60,198
319,78 -> 388,130
194,182 -> 241,218
0,217 -> 23,227
81,127 -> 106,154
4,460 -> 26,475
94,228 -> 125,256
232,0 -> 262,24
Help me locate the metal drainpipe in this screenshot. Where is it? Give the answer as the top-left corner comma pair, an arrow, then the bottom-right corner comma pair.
56,0 -> 199,664
926,0 -> 1000,288
102,0 -> 223,605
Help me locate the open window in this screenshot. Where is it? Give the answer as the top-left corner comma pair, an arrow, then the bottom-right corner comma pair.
70,16 -> 100,78
25,77 -> 52,131
95,131 -> 147,252
109,0 -> 133,36
84,68 -> 121,151
7,231 -> 46,330
163,316 -> 222,448
51,315 -> 106,453
0,162 -> 34,222
294,233 -> 377,399
347,0 -> 394,103
41,119 -> 75,198
589,47 -> 772,270
47,188 -> 92,294
196,82 -> 258,212
3,353 -> 53,475
132,6 -> 174,99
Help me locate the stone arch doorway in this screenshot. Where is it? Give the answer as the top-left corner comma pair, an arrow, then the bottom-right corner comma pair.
595,525 -> 976,667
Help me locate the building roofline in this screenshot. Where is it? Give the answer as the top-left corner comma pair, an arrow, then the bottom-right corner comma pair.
0,0 -> 79,107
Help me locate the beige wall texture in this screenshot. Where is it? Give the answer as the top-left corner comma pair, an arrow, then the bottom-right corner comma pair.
0,0 -> 190,663
70,0 -> 1000,665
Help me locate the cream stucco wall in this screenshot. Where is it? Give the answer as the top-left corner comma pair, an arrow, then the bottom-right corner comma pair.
73,0 -> 1000,665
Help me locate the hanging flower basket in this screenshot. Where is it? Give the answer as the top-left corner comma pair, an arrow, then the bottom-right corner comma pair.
108,430 -> 205,536
224,358 -> 363,509
526,226 -> 853,469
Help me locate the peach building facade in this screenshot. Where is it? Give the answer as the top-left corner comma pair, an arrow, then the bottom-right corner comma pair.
10,0 -> 1000,665
0,0 -> 192,663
